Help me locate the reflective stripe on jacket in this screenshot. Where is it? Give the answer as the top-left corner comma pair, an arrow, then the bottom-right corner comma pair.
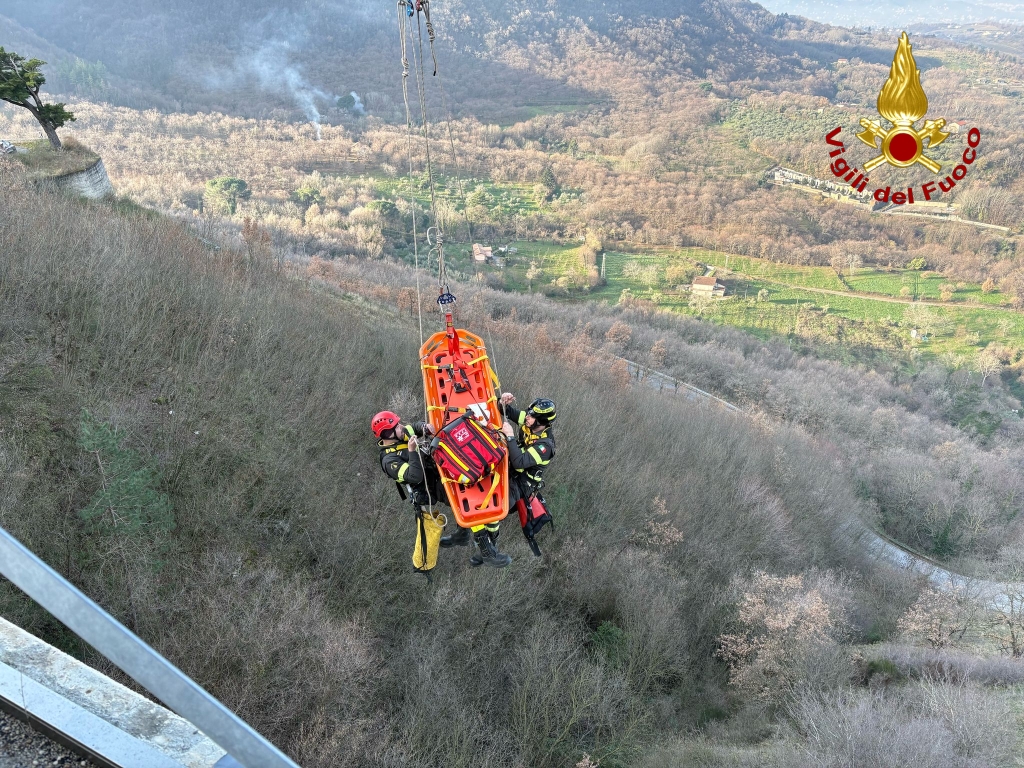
502,404 -> 555,487
379,422 -> 435,494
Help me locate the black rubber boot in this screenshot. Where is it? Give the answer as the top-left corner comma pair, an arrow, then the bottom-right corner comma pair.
440,525 -> 472,548
470,530 -> 511,568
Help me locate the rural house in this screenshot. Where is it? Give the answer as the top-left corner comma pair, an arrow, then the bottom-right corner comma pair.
472,243 -> 493,262
690,275 -> 726,297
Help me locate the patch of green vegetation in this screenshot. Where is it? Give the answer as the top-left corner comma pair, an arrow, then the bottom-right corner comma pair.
108,195 -> 161,219
724,104 -> 850,152
476,238 -> 1024,358
847,269 -> 1006,306
592,620 -> 627,667
78,410 -> 174,540
956,409 -> 1002,442
495,240 -> 588,292
932,521 -> 960,559
377,173 -> 542,218
699,250 -> 848,291
863,658 -> 903,683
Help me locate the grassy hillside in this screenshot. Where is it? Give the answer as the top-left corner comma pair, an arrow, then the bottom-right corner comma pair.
3,165 -> 1023,765
0,0 -> 820,116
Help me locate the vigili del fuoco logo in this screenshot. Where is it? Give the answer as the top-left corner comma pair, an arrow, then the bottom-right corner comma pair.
823,32 -> 981,206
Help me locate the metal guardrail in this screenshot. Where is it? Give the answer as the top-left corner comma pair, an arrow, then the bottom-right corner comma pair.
0,526 -> 301,768
616,356 -> 744,413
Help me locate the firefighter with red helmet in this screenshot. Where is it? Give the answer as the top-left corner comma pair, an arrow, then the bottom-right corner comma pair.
371,411 -> 445,507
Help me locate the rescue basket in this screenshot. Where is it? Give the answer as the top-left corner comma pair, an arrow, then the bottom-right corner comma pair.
420,324 -> 509,528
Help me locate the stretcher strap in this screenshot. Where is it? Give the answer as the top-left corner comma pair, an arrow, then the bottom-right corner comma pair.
421,354 -> 489,370
476,471 -> 501,510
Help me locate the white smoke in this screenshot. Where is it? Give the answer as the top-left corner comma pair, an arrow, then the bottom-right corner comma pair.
243,38 -> 333,139
350,91 -> 366,116
203,18 -> 335,140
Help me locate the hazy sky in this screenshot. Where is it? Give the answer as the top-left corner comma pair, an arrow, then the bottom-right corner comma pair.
757,0 -> 1024,25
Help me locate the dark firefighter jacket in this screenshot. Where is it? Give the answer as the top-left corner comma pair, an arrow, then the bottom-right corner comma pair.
379,422 -> 446,504
501,404 -> 555,491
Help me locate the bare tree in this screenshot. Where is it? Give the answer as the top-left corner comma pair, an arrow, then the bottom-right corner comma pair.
975,348 -> 1002,386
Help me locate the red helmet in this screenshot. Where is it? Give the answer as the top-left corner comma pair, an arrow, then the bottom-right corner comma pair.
371,410 -> 400,439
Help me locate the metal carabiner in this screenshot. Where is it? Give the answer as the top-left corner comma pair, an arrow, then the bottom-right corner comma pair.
437,285 -> 457,306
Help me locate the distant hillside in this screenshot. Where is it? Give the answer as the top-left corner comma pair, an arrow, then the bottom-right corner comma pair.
0,0 -> 849,119
764,0 -> 1024,26
0,12 -> 176,110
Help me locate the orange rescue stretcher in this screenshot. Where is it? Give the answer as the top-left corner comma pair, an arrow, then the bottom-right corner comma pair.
420,312 -> 509,528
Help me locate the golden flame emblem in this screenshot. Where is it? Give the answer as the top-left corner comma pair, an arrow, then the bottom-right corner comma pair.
856,32 -> 948,173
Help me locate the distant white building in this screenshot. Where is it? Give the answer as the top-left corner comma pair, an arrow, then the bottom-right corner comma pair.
690,276 -> 726,297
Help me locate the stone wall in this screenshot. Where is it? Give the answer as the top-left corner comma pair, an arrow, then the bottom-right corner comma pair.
46,158 -> 115,200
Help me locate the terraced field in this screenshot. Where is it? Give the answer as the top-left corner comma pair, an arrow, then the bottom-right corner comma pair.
468,239 -> 1023,358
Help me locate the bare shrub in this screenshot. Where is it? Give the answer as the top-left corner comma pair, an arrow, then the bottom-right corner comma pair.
156,554 -> 381,747
791,681 -> 1017,768
718,571 -> 852,704
898,584 -> 980,650
984,546 -> 1024,656
868,642 -> 1024,687
916,678 -> 1017,763
792,689 -> 953,768
509,618 -> 641,767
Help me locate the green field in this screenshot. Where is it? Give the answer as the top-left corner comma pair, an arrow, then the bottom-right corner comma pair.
466,239 -> 1024,358
846,269 -> 1007,306
698,251 -> 848,291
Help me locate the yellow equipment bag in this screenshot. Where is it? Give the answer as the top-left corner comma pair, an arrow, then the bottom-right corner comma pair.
413,509 -> 446,575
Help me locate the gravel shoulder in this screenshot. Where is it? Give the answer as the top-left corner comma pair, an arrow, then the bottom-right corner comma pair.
0,709 -> 97,768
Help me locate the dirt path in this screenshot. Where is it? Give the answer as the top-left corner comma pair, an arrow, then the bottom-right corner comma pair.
747,275 -> 1010,312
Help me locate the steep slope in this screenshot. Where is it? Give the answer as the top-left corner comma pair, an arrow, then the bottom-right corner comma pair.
0,162 -> 867,766
3,155 -> 1022,767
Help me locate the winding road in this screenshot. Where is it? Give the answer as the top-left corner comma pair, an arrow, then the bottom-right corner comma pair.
622,356 -> 1019,610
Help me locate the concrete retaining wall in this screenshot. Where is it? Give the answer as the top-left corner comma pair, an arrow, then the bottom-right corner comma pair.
0,617 -> 229,767
45,158 -> 115,200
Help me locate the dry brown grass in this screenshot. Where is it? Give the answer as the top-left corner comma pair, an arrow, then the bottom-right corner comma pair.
0,179 -> 1018,765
